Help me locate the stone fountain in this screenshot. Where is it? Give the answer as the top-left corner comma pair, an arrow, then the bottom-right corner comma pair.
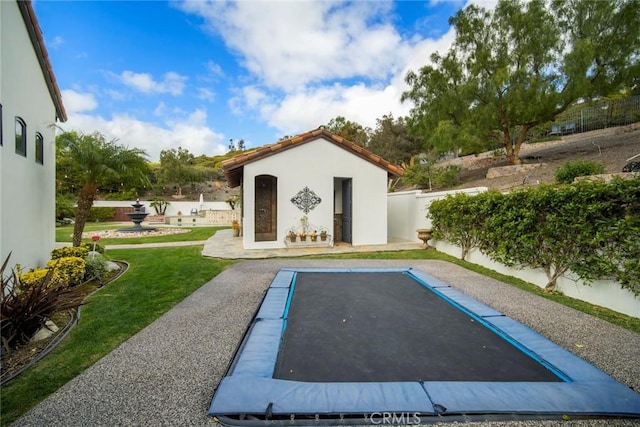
118,199 -> 156,233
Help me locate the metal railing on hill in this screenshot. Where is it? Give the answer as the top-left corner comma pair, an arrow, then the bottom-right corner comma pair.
548,95 -> 640,136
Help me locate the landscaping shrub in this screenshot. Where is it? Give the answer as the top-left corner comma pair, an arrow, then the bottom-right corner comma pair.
429,191 -> 494,260
402,163 -> 461,190
429,178 -> 640,295
46,257 -> 86,287
81,241 -> 105,254
554,160 -> 605,183
1,255 -> 85,353
432,165 -> 462,188
51,246 -> 89,260
88,207 -> 116,222
19,268 -> 59,288
84,253 -> 109,282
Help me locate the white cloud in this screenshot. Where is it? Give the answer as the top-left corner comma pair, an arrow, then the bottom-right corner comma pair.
61,89 -> 98,113
59,110 -> 226,161
178,1 -> 406,89
153,102 -> 167,116
206,61 -> 224,77
260,83 -> 411,136
177,0 -> 462,141
229,27 -> 457,138
49,35 -> 64,49
105,89 -> 127,101
119,70 -> 187,95
197,87 -> 216,102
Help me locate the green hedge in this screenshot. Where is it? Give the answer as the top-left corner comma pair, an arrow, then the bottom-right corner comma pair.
88,207 -> 116,222
429,178 -> 639,295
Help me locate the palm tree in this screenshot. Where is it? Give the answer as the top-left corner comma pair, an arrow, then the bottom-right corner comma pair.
56,131 -> 150,246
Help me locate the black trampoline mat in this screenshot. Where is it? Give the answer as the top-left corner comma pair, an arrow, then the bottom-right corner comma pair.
274,272 -> 562,383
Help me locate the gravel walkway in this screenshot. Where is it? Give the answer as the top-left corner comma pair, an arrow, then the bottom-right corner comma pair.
12,260 -> 640,427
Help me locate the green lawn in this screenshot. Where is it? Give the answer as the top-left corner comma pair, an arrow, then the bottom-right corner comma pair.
2,246 -> 638,426
55,224 -> 226,245
0,246 -> 235,426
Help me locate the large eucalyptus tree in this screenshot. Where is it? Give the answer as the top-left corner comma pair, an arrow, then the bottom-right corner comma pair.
403,0 -> 640,164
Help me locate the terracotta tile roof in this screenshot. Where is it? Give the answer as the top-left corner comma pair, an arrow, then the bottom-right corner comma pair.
222,127 -> 404,187
18,0 -> 67,122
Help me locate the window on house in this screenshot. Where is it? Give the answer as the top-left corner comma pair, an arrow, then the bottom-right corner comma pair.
15,117 -> 26,157
35,132 -> 44,165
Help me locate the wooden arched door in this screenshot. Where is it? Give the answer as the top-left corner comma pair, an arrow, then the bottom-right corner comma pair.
255,175 -> 277,241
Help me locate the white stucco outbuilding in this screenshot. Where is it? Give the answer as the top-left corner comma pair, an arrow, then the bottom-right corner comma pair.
1,0 -> 67,270
222,127 -> 403,250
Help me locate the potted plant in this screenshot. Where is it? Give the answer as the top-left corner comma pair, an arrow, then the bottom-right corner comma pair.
320,227 -> 328,241
310,230 -> 317,242
299,231 -> 307,242
231,220 -> 241,237
288,229 -> 297,242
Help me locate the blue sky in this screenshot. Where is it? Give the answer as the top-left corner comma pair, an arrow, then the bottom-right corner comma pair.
33,0 -> 487,161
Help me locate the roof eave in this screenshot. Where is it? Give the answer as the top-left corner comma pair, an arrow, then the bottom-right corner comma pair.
221,127 -> 403,185
18,0 -> 67,122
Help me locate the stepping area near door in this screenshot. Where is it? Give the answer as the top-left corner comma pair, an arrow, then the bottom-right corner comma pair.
209,267 -> 640,425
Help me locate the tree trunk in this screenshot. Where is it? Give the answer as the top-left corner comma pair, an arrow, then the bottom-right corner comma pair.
544,279 -> 557,292
503,131 -> 522,165
504,125 -> 534,165
544,264 -> 567,293
72,184 -> 98,247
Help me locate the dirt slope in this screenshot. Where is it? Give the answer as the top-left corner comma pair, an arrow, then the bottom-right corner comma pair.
451,123 -> 640,191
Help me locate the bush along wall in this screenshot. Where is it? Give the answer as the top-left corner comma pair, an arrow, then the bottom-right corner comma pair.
428,178 -> 640,295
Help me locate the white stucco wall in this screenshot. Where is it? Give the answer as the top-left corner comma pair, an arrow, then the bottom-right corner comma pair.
435,241 -> 640,318
1,1 -> 58,270
241,138 -> 389,249
388,187 -> 488,242
92,200 -> 233,217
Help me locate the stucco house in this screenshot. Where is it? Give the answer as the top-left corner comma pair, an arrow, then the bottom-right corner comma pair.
222,127 -> 403,250
1,0 -> 67,270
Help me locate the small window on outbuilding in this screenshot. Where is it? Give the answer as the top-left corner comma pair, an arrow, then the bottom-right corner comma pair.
15,117 -> 26,157
35,132 -> 44,165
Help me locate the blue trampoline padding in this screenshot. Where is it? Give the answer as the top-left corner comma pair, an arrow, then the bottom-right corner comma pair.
269,270 -> 295,288
256,288 -> 290,320
407,269 -> 451,288
231,319 -> 282,378
484,316 -> 613,383
209,268 -> 640,420
284,267 -> 409,274
210,377 -> 435,415
428,286 -> 504,318
423,381 -> 640,415
283,267 -> 352,273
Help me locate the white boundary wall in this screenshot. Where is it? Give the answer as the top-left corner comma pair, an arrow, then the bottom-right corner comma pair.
388,188 -> 640,318
388,187 -> 488,242
92,200 -> 239,226
435,241 -> 639,318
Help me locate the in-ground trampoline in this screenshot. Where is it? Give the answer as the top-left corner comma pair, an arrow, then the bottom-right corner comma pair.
209,268 -> 640,425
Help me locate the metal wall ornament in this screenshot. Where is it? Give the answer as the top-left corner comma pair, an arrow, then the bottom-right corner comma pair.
291,186 -> 322,214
